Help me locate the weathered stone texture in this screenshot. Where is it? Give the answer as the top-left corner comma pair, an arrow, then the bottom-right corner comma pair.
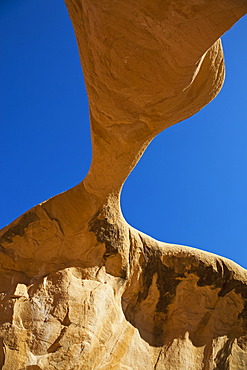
1,1 -> 247,368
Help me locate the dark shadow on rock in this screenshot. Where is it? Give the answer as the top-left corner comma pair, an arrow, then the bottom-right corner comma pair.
121,237 -> 247,353
0,337 -> 5,369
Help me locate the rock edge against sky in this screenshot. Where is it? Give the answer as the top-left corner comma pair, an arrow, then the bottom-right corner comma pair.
1,1 -> 247,368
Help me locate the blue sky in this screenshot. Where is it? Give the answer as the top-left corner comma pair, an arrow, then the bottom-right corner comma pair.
1,1 -> 247,268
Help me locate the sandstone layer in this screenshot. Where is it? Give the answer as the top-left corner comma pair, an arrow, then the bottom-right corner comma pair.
1,1 -> 247,369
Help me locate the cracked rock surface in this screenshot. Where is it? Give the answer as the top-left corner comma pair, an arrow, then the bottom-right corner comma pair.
1,1 -> 247,369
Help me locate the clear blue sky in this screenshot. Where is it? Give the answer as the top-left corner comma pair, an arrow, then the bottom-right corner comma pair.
1,1 -> 247,268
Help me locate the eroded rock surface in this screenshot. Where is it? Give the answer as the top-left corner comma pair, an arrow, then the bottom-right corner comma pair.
1,1 -> 247,369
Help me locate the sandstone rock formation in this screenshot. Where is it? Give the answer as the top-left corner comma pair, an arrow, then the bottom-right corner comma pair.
1,1 -> 247,369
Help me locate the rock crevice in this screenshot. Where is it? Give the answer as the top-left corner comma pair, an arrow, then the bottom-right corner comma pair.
1,0 -> 247,368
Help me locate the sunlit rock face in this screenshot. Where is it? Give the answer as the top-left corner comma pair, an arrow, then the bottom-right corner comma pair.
1,1 -> 247,369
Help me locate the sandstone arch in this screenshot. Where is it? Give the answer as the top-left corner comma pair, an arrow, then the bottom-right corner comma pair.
1,1 -> 247,368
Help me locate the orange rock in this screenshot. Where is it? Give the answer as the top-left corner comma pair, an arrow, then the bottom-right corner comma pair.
1,1 -> 247,368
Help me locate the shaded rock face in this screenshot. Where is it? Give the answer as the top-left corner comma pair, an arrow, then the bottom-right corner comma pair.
1,1 -> 247,369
